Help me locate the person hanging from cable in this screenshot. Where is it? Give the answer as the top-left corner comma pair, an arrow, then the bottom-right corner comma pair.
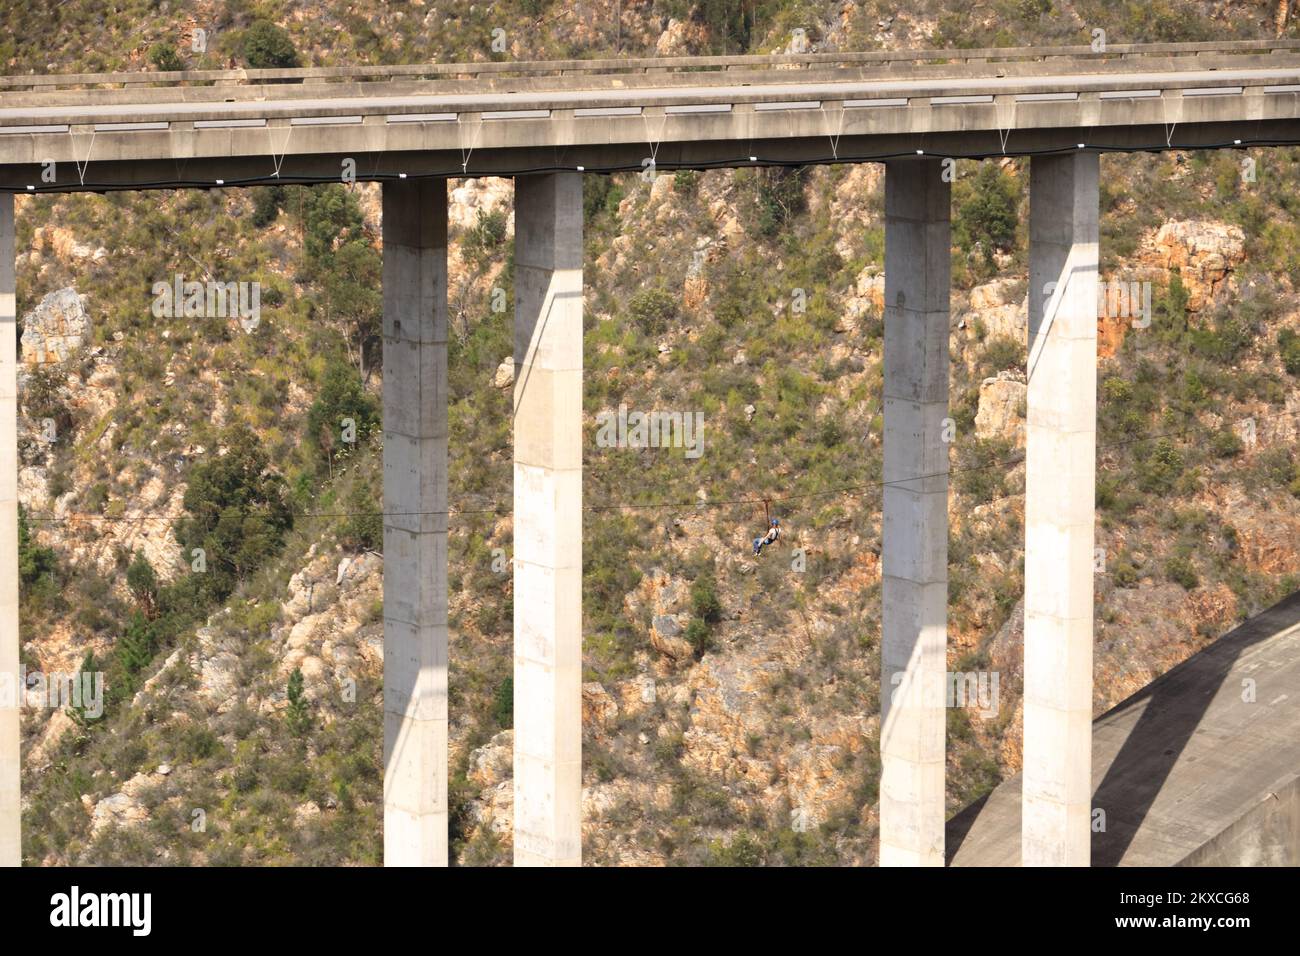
752,517 -> 781,556
751,498 -> 780,556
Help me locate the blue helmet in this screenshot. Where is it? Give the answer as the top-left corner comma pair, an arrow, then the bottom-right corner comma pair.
771,518 -> 779,526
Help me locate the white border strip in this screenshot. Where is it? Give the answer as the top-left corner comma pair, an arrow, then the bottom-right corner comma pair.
0,124 -> 70,134
290,115 -> 364,125
386,112 -> 457,122
1099,89 -> 1161,99
482,109 -> 551,119
194,118 -> 267,129
754,100 -> 821,111
844,98 -> 908,108
94,121 -> 168,131
931,94 -> 994,105
664,103 -> 732,114
574,106 -> 642,117
1015,91 -> 1078,102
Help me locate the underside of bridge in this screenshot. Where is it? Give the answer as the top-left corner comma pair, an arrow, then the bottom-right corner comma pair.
2,41 -> 1299,867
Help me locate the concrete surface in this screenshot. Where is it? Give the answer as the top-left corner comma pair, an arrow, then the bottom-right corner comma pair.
879,158 -> 950,867
950,591 -> 1300,866
0,42 -> 1299,190
0,193 -> 16,867
1022,152 -> 1099,866
512,172 -> 583,867
381,179 -> 450,867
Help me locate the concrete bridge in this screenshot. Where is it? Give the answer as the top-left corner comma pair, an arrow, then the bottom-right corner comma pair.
1,40 -> 1298,867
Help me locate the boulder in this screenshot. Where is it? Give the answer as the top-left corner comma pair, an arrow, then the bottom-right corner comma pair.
492,358 -> 514,389
1140,219 -> 1245,312
20,287 -> 90,366
974,371 -> 1027,447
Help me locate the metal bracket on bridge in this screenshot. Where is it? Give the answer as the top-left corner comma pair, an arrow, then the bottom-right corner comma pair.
68,125 -> 95,186
266,121 -> 293,178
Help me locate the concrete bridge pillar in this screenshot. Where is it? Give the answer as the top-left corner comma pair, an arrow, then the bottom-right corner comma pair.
0,193 -> 17,867
381,179 -> 450,867
512,172 -> 583,866
879,159 -> 950,867
1023,152 -> 1098,866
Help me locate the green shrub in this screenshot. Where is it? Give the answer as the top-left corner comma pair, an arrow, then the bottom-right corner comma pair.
981,335 -> 1023,373
305,360 -> 380,474
1280,328 -> 1300,375
179,724 -> 222,762
1166,554 -> 1199,590
1189,314 -> 1252,363
108,611 -> 158,701
148,42 -> 183,72
492,676 -> 513,729
686,618 -> 714,657
955,162 -> 1021,255
322,240 -> 383,375
250,184 -> 286,228
690,574 -> 723,624
583,175 -> 624,223
751,167 -> 808,237
1112,557 -> 1140,588
243,20 -> 300,69
298,184 -> 365,270
1209,427 -> 1244,459
674,169 -> 699,196
18,504 -> 57,591
286,668 -> 312,737
126,551 -> 159,619
339,479 -> 382,551
463,208 -> 508,267
175,423 -> 294,602
627,287 -> 679,336
23,365 -> 73,438
1136,438 -> 1184,494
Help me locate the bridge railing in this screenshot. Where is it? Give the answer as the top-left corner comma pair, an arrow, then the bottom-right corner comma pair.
3,38 -> 1300,92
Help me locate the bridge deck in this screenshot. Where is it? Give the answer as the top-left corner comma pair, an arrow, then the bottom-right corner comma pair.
948,591 -> 1300,866
0,40 -> 1298,192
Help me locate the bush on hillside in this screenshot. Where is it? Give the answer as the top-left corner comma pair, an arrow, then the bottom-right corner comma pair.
243,21 -> 300,69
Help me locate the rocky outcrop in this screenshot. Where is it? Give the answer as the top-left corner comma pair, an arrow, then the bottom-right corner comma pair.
86,770 -> 160,836
974,371 -> 1026,447
274,546 -> 384,707
20,287 -> 90,367
466,730 -> 514,840
448,177 -> 513,234
1139,219 -> 1246,312
625,569 -> 695,661
582,682 -> 619,732
30,226 -> 107,267
964,277 -> 1026,343
654,18 -> 711,55
71,474 -> 185,583
842,266 -> 884,330
492,357 -> 514,389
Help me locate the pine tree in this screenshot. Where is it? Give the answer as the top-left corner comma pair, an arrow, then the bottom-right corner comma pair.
69,651 -> 101,728
126,551 -> 159,620
286,668 -> 312,738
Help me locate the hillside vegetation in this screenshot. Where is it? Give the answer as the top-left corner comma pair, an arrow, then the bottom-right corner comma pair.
9,0 -> 1300,865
